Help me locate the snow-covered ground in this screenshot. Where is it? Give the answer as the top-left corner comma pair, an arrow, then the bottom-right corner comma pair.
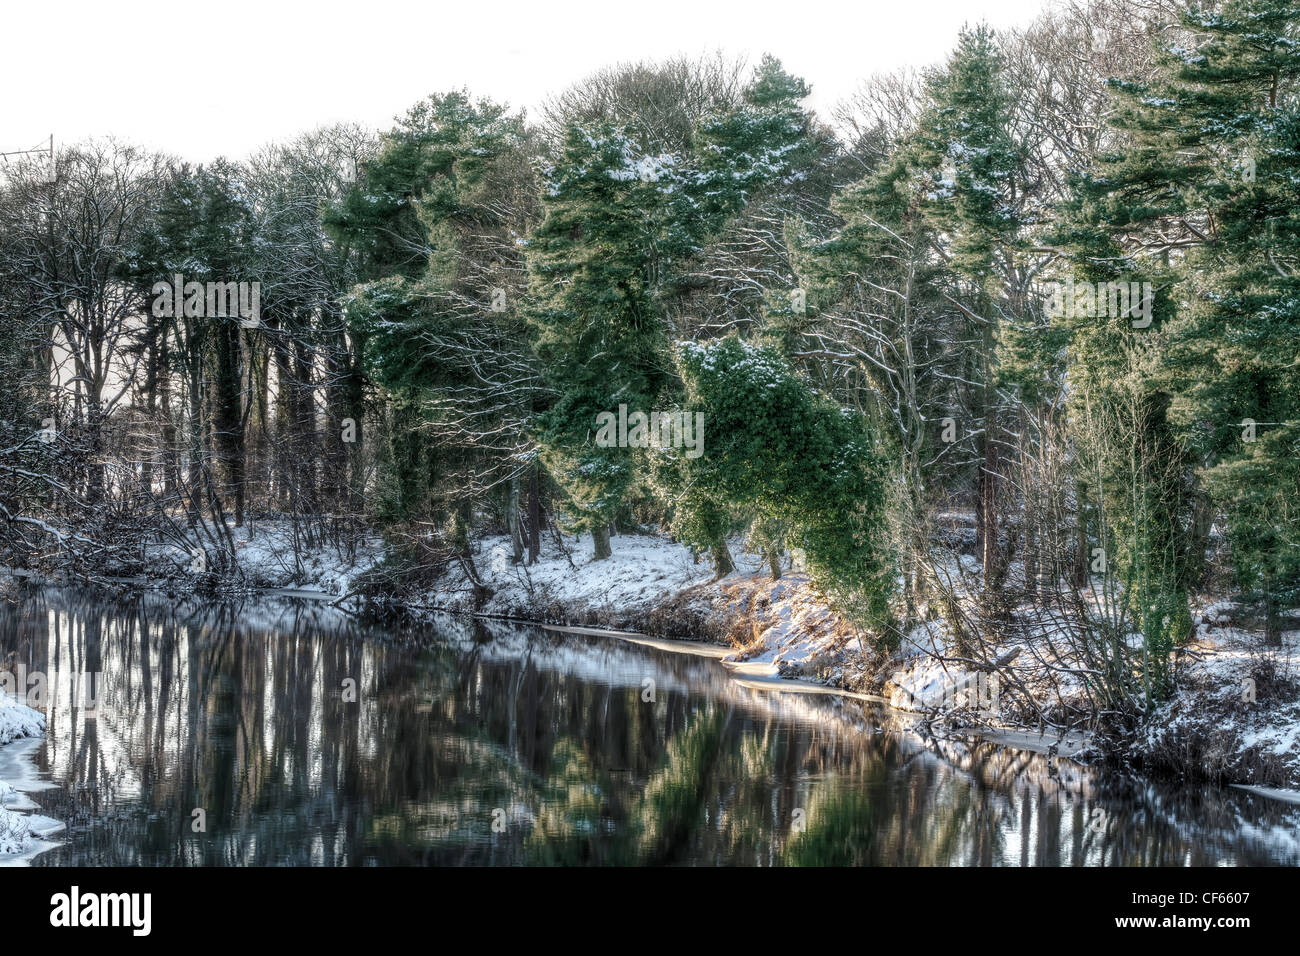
0,690 -> 50,859
427,531 -> 874,686
124,519 -> 388,595
0,789 -> 27,856
1139,600 -> 1300,787
0,690 -> 43,746
227,521 -> 386,594
429,531 -> 725,617
715,570 -> 868,681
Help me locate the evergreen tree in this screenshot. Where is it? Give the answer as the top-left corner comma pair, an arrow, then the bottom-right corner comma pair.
687,55 -> 823,241
1156,0 -> 1300,642
1056,0 -> 1299,652
525,123 -> 679,558
334,93 -> 538,554
911,25 -> 1029,592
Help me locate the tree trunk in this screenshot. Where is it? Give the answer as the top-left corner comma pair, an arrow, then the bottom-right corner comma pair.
526,467 -> 542,564
160,338 -> 179,505
212,320 -> 246,526
270,334 -> 295,511
712,537 -> 735,578
292,337 -> 318,515
592,525 -> 612,560
345,334 -> 366,512
1183,490 -> 1214,591
1025,523 -> 1038,602
1265,587 -> 1282,647
1072,483 -> 1090,588
187,353 -> 204,523
508,476 -> 524,564
980,433 -> 999,590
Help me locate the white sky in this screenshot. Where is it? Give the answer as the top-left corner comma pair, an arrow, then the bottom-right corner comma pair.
2,0 -> 1057,163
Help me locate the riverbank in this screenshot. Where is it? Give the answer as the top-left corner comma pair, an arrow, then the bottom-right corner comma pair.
403,532 -> 1300,791
1135,605 -> 1300,789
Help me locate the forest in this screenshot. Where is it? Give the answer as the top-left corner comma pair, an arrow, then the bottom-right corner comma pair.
1,0 -> 1297,756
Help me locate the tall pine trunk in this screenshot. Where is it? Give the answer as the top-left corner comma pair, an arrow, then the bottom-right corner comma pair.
526,467 -> 542,564
508,476 -> 524,564
592,525 -> 612,560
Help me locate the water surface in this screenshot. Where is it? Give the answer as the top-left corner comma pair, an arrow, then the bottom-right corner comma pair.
1,586 -> 1296,866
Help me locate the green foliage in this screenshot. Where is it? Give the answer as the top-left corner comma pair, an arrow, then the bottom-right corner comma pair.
1059,0 -> 1300,634
913,24 -> 1025,288
673,335 -> 895,631
325,91 -> 526,281
1139,588 -> 1191,702
333,92 -> 538,530
525,123 -> 679,534
687,55 -> 821,237
1161,5 -> 1300,622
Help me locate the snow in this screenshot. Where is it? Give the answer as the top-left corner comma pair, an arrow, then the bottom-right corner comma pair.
432,531 -> 719,616
718,571 -> 862,680
890,654 -> 979,711
1138,601 -> 1300,786
134,519 -> 387,596
229,522 -> 386,595
421,529 -> 898,698
0,689 -> 44,746
17,511 -> 1300,793
0,690 -> 48,859
424,531 -> 886,690
0,797 -> 30,856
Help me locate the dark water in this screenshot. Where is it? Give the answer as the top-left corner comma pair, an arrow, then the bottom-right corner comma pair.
1,585 -> 1296,866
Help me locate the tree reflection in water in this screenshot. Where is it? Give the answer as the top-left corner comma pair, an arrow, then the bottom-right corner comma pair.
0,585 -> 1295,866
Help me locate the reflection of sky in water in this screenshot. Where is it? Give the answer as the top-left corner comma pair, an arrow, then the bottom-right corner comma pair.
1,586 -> 1296,866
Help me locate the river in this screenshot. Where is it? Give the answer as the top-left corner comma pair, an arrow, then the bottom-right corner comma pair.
0,585 -> 1296,865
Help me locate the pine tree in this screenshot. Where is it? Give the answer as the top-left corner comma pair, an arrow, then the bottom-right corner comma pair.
333,93 -> 538,552
1059,0 -> 1299,650
664,54 -> 835,574
1156,0 -> 1300,642
686,55 -> 821,239
914,25 -> 1028,591
525,122 -> 678,558
679,55 -> 840,342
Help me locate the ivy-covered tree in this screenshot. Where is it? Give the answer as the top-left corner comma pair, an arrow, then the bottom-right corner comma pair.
671,335 -> 895,634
